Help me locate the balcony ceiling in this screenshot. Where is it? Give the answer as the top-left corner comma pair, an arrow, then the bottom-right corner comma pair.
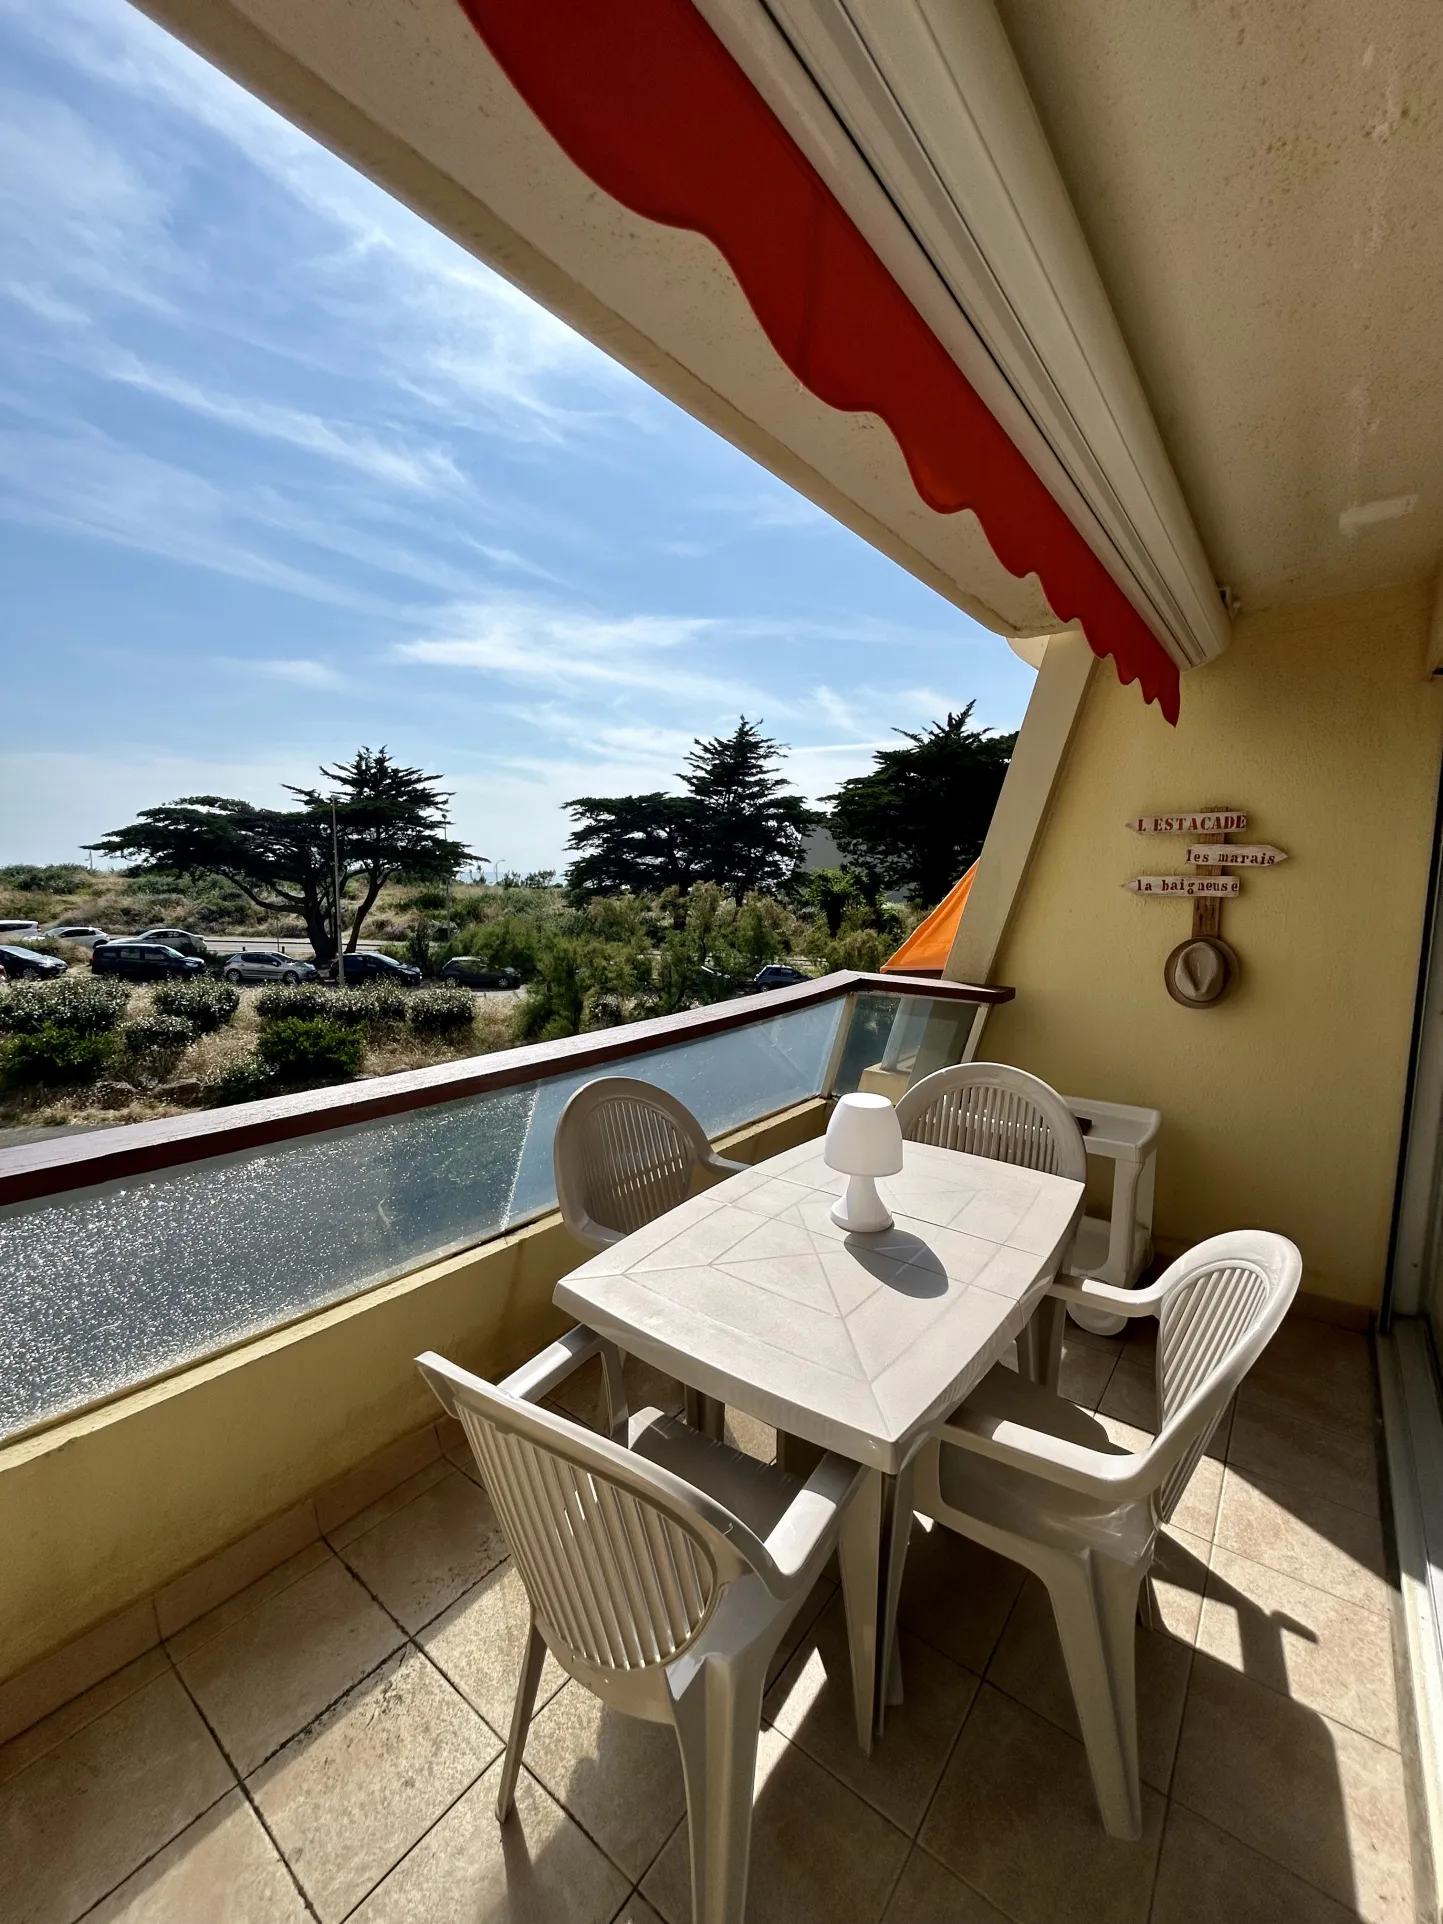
994,0 -> 1443,611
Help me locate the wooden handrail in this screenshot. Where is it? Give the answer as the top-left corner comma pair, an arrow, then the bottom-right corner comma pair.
0,972 -> 1011,1207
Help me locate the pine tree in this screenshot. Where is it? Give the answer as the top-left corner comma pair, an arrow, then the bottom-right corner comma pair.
680,719 -> 818,902
827,707 -> 1016,906
564,719 -> 816,902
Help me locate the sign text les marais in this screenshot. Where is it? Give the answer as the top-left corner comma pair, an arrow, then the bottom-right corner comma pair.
1128,810 -> 1246,835
1126,876 -> 1241,898
1186,844 -> 1287,868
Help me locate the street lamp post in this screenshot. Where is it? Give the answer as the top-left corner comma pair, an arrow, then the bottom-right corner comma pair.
330,803 -> 346,991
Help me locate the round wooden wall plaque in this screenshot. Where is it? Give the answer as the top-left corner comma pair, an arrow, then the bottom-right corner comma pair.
1163,936 -> 1238,1008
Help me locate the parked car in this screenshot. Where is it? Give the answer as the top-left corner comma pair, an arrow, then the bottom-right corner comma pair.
44,925 -> 112,950
221,952 -> 320,986
753,964 -> 811,991
92,943 -> 205,983
328,952 -> 422,987
439,958 -> 521,990
0,945 -> 67,981
0,920 -> 41,939
131,928 -> 212,960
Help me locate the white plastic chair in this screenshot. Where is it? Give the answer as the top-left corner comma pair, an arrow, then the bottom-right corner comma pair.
554,1076 -> 747,1250
895,1063 -> 1089,1385
900,1230 -> 1302,1839
418,1330 -> 869,1924
554,1078 -> 747,1436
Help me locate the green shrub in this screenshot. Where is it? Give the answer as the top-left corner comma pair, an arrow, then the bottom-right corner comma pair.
0,976 -> 129,1036
254,982 -> 330,1023
1,1025 -> 115,1088
327,984 -> 407,1030
204,1057 -> 279,1107
121,1013 -> 193,1062
438,915 -> 544,981
255,1017 -> 363,1085
0,863 -> 86,891
821,927 -> 892,974
153,978 -> 240,1033
406,985 -> 476,1035
403,885 -> 451,912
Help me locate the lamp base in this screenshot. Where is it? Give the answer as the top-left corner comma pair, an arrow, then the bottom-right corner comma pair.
830,1173 -> 894,1234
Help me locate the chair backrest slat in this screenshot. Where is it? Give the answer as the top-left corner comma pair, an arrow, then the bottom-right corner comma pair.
444,1372 -> 744,1676
556,1077 -> 717,1245
894,1064 -> 1088,1183
1145,1235 -> 1299,1520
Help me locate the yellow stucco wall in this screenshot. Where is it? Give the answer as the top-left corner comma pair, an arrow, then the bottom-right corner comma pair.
983,582 -> 1443,1309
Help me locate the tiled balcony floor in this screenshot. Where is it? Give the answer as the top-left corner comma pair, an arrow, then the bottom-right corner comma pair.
0,1318 -> 1420,1924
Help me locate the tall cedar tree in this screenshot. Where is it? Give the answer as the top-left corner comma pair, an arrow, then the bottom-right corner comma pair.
827,707 -> 1016,906
92,748 -> 469,961
561,793 -> 700,897
565,720 -> 817,902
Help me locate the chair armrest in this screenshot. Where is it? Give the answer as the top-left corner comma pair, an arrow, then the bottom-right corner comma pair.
702,1153 -> 748,1179
1045,1276 -> 1166,1319
498,1326 -> 602,1405
762,1453 -> 867,1590
937,1408 -> 1154,1504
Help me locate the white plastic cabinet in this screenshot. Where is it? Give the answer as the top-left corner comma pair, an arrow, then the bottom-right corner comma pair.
1062,1098 -> 1161,1334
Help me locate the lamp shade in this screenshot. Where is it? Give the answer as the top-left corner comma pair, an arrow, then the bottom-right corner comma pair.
825,1093 -> 904,1177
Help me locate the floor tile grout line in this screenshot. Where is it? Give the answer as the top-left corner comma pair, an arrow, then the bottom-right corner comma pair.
332,1758 -> 494,1922
160,1644 -> 322,1924
1186,1633 -> 1404,1756
1219,1459 -> 1383,1524
1166,1741 -> 1389,1919
760,1700 -> 926,1844
1143,1793 -> 1185,1924
327,1536 -> 519,1755
201,1641 -> 409,1785
183,1540 -> 511,1921
321,1456 -> 460,1554
631,1806 -> 688,1900
906,1834 -> 1032,1924
162,1540 -> 339,1662
911,1580 -> 1024,1847
872,1830 -> 914,1924
0,1651 -> 170,1788
1204,1528 -> 1403,1633
67,1780 -> 242,1924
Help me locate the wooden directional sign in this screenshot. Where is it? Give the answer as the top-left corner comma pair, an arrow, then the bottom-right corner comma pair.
1127,875 -> 1240,898
1186,844 -> 1287,868
1128,810 -> 1247,835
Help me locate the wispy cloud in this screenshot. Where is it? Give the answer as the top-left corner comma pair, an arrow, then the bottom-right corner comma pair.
396,601 -> 773,708
0,422 -> 395,612
1,0 -> 626,444
243,658 -> 351,692
96,350 -> 464,493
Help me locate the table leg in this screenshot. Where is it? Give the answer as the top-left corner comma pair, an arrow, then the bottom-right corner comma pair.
1019,1292 -> 1067,1391
683,1388 -> 726,1440
835,1459 -> 919,1749
876,1458 -> 917,1732
837,1468 -> 882,1756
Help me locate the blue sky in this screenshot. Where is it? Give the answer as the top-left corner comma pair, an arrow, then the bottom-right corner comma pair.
0,0 -> 1034,875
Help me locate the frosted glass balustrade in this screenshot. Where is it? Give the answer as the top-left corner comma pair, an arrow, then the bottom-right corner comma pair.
0,999 -> 845,1439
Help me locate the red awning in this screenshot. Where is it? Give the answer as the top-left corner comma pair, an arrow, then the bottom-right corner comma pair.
455,0 -> 1181,723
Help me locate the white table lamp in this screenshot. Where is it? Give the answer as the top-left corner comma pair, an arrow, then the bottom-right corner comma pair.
825,1092 -> 904,1232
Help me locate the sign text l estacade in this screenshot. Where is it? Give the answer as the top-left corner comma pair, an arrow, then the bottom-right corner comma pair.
1128,811 -> 1247,835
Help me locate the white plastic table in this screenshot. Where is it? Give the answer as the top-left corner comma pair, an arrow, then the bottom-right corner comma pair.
554,1136 -> 1083,1741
